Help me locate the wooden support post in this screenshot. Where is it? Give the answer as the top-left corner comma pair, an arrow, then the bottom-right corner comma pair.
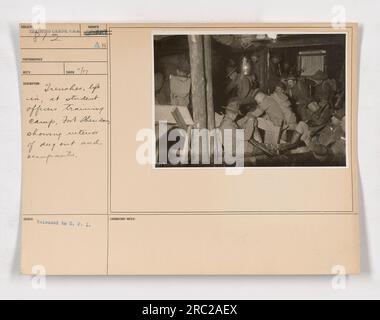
265,48 -> 270,94
188,35 -> 207,129
204,35 -> 215,130
203,35 -> 215,162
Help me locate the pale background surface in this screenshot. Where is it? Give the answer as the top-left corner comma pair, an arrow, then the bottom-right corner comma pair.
0,0 -> 378,299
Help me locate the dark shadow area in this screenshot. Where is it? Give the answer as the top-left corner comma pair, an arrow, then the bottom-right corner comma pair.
357,24 -> 371,275
9,22 -> 23,278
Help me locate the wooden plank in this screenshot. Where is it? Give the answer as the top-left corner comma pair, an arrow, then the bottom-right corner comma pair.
171,107 -> 188,131
204,35 -> 215,130
155,105 -> 194,126
188,35 -> 207,129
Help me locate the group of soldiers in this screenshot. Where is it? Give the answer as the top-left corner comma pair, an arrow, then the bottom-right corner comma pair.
219,55 -> 346,165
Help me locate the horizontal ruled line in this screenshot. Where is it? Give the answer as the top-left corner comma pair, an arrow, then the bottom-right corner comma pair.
20,35 -> 107,38
21,48 -> 107,50
22,212 -> 357,216
109,211 -> 357,215
21,61 -> 108,63
23,214 -> 109,216
21,74 -> 108,76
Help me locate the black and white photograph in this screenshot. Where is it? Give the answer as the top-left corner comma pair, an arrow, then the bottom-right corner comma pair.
154,33 -> 347,167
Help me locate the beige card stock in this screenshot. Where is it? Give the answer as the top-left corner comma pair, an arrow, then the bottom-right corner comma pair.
20,23 -> 360,275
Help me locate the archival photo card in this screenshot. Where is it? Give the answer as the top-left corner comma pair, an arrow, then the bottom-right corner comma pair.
20,23 -> 359,275
154,33 -> 347,168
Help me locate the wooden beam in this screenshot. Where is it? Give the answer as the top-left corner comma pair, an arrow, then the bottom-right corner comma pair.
204,35 -> 215,130
267,36 -> 346,48
265,48 -> 270,94
188,35 -> 207,129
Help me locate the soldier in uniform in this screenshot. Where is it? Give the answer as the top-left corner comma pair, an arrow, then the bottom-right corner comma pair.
310,70 -> 335,105
235,56 -> 259,109
225,59 -> 240,101
218,101 -> 257,156
289,100 -> 333,148
268,54 -> 282,93
286,74 -> 311,121
250,53 -> 265,90
314,108 -> 346,163
271,82 -> 297,130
